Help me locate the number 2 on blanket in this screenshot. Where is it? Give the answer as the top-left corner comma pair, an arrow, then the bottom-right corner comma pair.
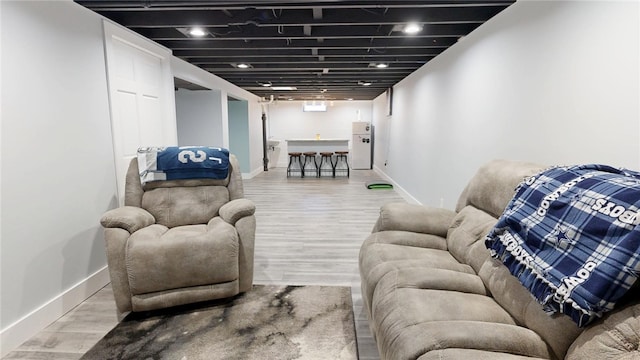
178,150 -> 222,164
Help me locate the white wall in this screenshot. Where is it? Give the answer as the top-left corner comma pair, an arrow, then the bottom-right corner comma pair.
1,0 -> 117,353
171,58 -> 263,176
0,1 -> 264,354
373,0 -> 640,208
267,100 -> 373,167
175,89 -> 224,146
1,0 -> 636,353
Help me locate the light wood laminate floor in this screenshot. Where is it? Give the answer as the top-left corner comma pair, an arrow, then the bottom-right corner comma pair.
5,168 -> 406,360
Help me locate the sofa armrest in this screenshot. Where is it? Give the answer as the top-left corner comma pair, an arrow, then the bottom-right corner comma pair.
100,206 -> 155,234
219,199 -> 256,225
373,202 -> 456,237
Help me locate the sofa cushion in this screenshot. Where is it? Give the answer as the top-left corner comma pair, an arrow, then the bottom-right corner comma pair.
372,268 -> 553,360
359,231 -> 474,314
455,159 -> 545,218
380,321 -> 553,360
478,257 -> 582,360
445,203 -> 583,359
360,237 -> 458,271
364,230 -> 448,250
141,185 -> 230,228
364,267 -> 489,342
124,154 -> 245,208
131,280 -> 240,312
566,302 -> 640,360
126,222 -> 239,295
373,273 -> 512,326
446,205 -> 497,273
417,349 -> 549,360
142,177 -> 230,190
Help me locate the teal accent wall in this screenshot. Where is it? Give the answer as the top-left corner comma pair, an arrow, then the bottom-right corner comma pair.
228,99 -> 250,173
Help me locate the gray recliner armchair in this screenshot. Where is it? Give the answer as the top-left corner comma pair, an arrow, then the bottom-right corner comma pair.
100,154 -> 255,317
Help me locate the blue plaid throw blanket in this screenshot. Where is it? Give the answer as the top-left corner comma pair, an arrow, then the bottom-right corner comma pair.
137,146 -> 230,184
485,164 -> 640,327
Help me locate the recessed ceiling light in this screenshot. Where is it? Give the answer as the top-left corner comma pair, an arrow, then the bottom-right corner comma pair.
403,23 -> 423,34
237,63 -> 250,69
358,81 -> 372,86
271,86 -> 297,90
189,27 -> 207,37
375,63 -> 388,69
261,82 -> 272,87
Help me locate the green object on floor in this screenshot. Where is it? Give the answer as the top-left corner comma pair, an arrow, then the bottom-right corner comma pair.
366,181 -> 393,189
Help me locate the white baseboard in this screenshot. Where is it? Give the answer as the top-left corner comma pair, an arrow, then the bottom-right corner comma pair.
0,266 -> 110,357
242,167 -> 264,180
372,165 -> 422,205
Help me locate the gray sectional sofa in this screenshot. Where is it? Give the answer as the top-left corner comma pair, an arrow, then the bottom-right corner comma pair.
359,159 -> 640,360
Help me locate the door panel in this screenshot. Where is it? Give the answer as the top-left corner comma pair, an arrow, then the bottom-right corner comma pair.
140,96 -> 164,144
115,90 -> 140,155
103,21 -> 177,204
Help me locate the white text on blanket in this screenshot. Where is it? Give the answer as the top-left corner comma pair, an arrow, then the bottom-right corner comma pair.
178,149 -> 222,164
591,199 -> 640,226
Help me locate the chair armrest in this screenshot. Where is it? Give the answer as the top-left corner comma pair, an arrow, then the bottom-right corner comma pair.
373,202 -> 456,237
219,199 -> 256,225
100,206 -> 155,234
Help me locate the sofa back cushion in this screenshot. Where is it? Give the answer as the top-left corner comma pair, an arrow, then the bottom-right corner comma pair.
478,258 -> 582,360
124,154 -> 245,208
123,154 -> 246,228
141,185 -> 230,228
565,300 -> 640,360
447,207 -> 583,360
446,159 -> 640,360
455,159 -> 545,218
446,206 -> 496,274
452,159 -> 585,359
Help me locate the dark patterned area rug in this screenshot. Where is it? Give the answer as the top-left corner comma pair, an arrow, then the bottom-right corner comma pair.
81,285 -> 358,360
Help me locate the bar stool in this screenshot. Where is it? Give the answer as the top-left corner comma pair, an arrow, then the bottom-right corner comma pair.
287,152 -> 303,178
302,151 -> 318,178
319,152 -> 334,177
334,151 -> 350,177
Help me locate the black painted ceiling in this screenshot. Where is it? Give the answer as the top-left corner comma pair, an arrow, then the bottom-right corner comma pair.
75,1 -> 515,101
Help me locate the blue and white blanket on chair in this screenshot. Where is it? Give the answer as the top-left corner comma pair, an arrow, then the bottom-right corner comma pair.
485,164 -> 640,327
137,146 -> 230,184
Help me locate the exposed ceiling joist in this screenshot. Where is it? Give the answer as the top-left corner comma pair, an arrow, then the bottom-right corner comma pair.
75,0 -> 515,100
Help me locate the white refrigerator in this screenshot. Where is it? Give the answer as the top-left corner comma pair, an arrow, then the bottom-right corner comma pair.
352,121 -> 372,169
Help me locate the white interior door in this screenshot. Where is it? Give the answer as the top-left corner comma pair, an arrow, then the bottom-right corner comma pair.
103,20 -> 177,204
